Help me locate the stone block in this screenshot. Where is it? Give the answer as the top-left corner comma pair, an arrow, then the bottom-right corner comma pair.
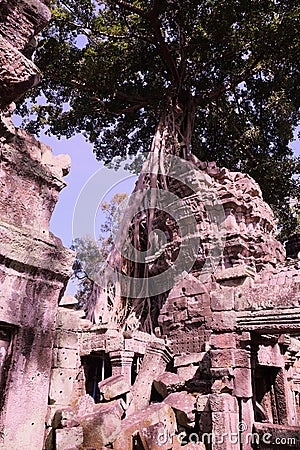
55,427 -> 83,450
211,289 -> 234,311
172,436 -> 206,449
233,367 -> 252,398
114,403 -> 176,450
257,344 -> 284,367
98,374 -> 131,401
79,401 -> 123,447
127,342 -> 172,414
109,350 -> 135,385
49,368 -> 76,406
177,365 -> 199,381
52,348 -> 79,369
209,312 -> 236,332
172,297 -> 188,309
55,330 -> 79,350
234,349 -> 251,368
0,36 -> 40,108
210,349 -> 234,368
73,394 -> 95,417
210,333 -> 236,349
153,371 -> 184,398
215,266 -> 256,282
164,391 -> 196,428
174,353 -> 205,367
187,299 -> 210,320
209,393 -> 238,413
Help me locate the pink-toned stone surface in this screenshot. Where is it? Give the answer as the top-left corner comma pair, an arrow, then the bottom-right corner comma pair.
113,403 -> 176,450
0,134 -> 74,450
79,400 -> 123,448
0,2 -> 75,449
154,371 -> 184,398
164,391 -> 196,428
98,374 -> 131,400
127,341 -> 172,415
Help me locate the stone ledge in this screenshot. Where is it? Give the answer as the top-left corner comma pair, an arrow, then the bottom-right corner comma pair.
0,218 -> 74,277
1,130 -> 69,188
215,265 -> 256,282
236,308 -> 300,332
0,35 -> 40,107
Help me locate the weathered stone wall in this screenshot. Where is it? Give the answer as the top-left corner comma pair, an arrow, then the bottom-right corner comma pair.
0,1 -> 74,448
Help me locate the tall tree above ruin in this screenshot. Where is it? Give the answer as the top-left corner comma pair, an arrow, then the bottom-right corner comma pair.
18,0 -> 300,236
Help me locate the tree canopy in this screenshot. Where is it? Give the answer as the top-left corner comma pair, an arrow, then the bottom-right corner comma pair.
18,0 -> 300,238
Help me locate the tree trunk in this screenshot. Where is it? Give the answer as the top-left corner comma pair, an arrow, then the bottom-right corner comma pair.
122,95 -> 197,332
89,95 -> 197,332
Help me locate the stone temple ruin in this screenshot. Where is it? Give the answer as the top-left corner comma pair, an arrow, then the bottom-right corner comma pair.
1,2 -> 300,450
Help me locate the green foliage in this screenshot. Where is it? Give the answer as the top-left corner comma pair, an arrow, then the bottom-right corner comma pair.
72,192 -> 128,308
18,0 -> 300,236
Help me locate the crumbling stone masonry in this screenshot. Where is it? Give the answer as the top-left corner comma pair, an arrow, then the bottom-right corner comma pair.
48,161 -> 300,449
0,1 -> 74,448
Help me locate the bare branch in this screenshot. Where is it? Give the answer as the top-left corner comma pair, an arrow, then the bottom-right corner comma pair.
107,1 -> 180,85
150,17 -> 180,84
113,102 -> 149,115
115,91 -> 151,103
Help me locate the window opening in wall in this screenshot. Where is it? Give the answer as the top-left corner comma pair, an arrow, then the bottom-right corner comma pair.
254,366 -> 287,424
131,354 -> 143,385
295,390 -> 300,424
0,324 -> 14,411
81,352 -> 112,403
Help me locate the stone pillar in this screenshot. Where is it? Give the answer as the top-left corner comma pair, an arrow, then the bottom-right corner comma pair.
209,394 -> 239,450
0,2 -> 74,448
109,350 -> 135,385
0,130 -> 74,450
209,331 -> 241,450
127,341 -> 172,415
